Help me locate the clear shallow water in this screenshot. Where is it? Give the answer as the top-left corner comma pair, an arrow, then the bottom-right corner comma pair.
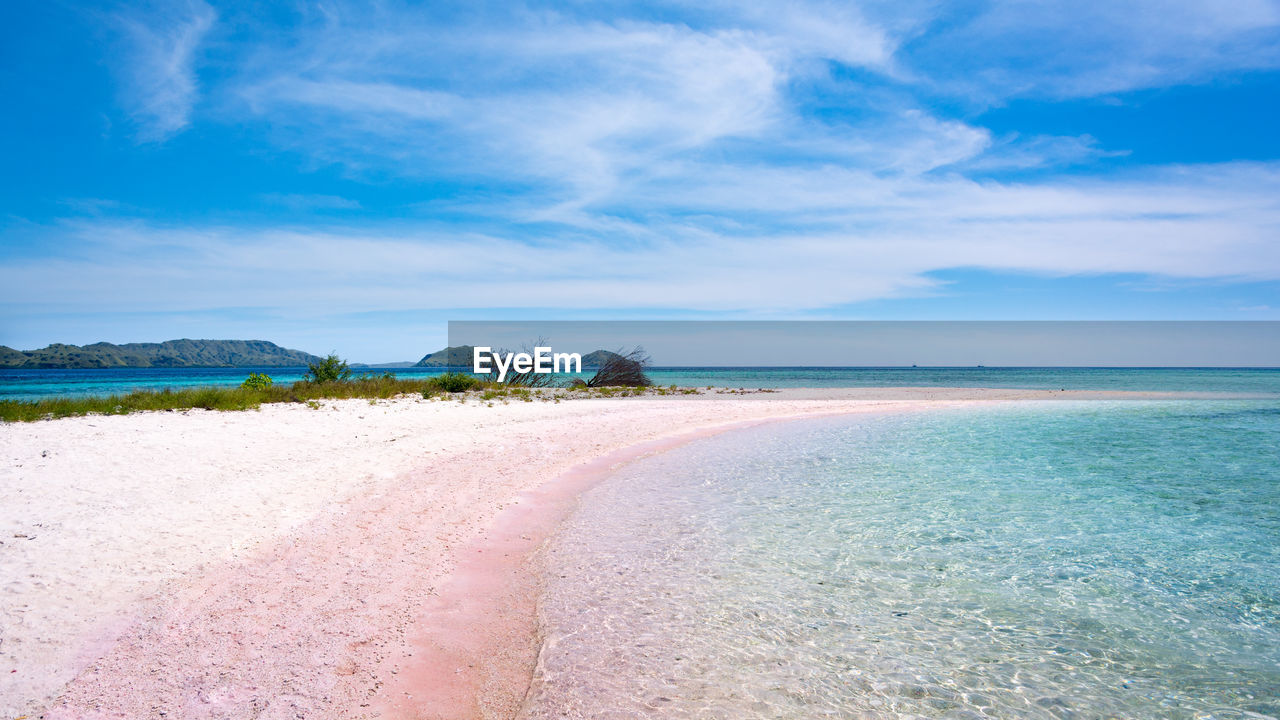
527,401 -> 1280,719
647,367 -> 1280,394
3,366 -> 1279,401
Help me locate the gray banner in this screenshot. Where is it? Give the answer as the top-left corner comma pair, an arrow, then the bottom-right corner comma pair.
444,321 -> 1280,368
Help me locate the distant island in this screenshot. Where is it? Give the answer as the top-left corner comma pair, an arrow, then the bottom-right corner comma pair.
0,340 -> 323,369
415,346 -> 622,368
414,345 -> 477,367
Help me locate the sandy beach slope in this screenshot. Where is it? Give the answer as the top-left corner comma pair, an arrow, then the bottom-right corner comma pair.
1,387 -> 1151,718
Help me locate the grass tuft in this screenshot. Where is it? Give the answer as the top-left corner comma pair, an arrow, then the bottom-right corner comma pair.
0,373 -> 502,422
0,375 -> 713,423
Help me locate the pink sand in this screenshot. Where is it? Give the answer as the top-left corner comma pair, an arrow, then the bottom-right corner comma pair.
1,388 -> 1145,718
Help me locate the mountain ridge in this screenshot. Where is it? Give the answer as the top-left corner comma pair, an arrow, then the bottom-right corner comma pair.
0,340 -> 323,369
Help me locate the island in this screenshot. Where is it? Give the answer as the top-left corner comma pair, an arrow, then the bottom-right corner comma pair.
0,339 -> 322,369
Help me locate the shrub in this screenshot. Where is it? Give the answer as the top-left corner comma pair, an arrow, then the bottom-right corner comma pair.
241,372 -> 274,390
431,372 -> 481,393
303,354 -> 352,383
586,347 -> 652,387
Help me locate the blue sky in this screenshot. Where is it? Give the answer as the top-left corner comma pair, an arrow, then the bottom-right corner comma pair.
2,0 -> 1279,362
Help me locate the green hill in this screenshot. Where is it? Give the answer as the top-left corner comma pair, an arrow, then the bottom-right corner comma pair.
0,345 -> 27,366
580,350 -> 623,367
414,345 -> 476,367
0,339 -> 323,369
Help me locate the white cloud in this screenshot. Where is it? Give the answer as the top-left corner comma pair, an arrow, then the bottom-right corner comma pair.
906,0 -> 1280,101
21,0 -> 1271,334
232,13 -> 793,197
258,193 -> 362,211
957,134 -> 1128,172
112,0 -> 216,141
250,79 -> 461,122
211,0 -> 1280,215
6,162 -> 1278,316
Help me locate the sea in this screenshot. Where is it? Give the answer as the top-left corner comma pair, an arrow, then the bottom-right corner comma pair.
526,399 -> 1280,719
3,366 -> 1280,401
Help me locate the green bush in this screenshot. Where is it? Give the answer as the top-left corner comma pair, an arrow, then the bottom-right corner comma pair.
303,354 -> 352,383
241,372 -> 274,390
430,372 -> 481,393
0,373 -> 493,422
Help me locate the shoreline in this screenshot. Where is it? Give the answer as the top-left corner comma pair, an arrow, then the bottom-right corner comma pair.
375,405 -> 927,719
0,388 -> 1211,717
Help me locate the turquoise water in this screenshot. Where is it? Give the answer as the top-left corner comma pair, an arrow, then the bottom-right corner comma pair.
0,366 -> 452,401
527,400 -> 1280,719
648,367 -> 1280,394
3,366 -> 1279,401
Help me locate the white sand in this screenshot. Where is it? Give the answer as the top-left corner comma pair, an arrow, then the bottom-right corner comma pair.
0,387 -> 1144,718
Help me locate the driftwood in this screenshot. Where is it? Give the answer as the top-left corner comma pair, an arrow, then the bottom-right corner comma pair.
586,347 -> 652,387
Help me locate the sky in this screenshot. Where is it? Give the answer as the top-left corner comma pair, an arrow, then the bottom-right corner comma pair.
2,0 -> 1279,362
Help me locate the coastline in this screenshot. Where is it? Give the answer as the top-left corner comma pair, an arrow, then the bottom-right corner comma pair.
0,388 -> 1190,718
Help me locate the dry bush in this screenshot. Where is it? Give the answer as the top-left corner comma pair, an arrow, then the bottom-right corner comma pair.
586,347 -> 652,387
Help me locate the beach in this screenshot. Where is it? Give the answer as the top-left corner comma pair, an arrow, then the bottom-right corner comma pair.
8,0 -> 1278,714
0,388 -> 1208,717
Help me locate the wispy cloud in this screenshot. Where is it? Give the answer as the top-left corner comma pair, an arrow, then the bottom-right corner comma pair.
6,160 -> 1278,317
50,1 -> 1280,307
110,0 -> 216,141
234,11 -> 799,196
258,193 -> 362,211
211,0 -> 1280,211
907,0 -> 1280,102
6,0 -> 1278,354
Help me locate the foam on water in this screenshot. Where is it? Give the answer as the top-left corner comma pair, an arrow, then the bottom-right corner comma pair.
525,401 -> 1280,719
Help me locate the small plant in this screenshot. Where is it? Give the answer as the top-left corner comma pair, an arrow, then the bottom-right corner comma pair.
303,354 -> 353,384
356,371 -> 396,381
431,372 -> 481,393
241,372 -> 274,390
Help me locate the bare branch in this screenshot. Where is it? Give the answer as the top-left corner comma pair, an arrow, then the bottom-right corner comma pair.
585,346 -> 652,387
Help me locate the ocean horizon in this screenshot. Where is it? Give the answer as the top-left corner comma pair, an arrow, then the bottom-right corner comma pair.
3,366 -> 1280,402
